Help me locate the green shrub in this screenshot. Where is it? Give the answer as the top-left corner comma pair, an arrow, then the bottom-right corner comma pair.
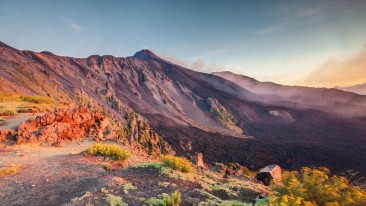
144,190 -> 182,206
87,143 -> 131,161
254,197 -> 269,206
219,200 -> 252,206
106,194 -> 127,206
131,162 -> 166,170
161,155 -> 193,173
269,167 -> 366,206
123,183 -> 137,194
144,197 -> 165,206
162,190 -> 181,206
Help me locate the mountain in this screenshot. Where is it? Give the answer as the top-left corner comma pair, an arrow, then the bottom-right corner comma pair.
1,41 -> 366,175
213,71 -> 366,117
336,82 -> 366,95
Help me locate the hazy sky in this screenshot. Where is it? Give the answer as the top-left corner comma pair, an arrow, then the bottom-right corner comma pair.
1,0 -> 366,86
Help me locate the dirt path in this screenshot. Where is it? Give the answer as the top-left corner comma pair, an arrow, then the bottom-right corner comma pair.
0,140 -> 114,206
0,113 -> 41,130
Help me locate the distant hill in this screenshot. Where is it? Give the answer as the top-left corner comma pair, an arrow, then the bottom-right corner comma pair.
336,82 -> 366,95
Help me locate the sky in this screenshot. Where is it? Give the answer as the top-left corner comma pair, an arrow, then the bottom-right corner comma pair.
1,0 -> 366,87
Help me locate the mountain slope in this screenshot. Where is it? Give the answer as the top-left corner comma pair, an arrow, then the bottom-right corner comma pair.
336,82 -> 366,95
1,41 -> 366,175
213,71 -> 366,117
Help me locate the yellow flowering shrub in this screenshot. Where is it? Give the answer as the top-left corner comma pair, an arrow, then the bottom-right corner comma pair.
161,155 -> 193,173
269,167 -> 366,206
87,143 -> 130,161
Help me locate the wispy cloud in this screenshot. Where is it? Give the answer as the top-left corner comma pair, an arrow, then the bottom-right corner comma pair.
63,17 -> 82,32
257,23 -> 282,35
163,55 -> 227,73
298,49 -> 366,87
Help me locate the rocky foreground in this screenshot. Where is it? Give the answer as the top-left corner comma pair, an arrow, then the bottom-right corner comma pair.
0,105 -> 272,206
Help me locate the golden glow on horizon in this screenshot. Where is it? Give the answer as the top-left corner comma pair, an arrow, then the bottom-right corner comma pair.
298,50 -> 366,87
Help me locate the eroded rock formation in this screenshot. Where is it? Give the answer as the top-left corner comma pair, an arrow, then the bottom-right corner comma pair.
16,105 -> 107,144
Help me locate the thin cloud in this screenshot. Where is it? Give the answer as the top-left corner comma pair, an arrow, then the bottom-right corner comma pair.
163,55 -> 226,73
257,24 -> 282,35
63,17 -> 82,32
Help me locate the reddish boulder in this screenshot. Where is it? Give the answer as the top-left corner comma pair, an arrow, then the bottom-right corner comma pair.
255,164 -> 282,185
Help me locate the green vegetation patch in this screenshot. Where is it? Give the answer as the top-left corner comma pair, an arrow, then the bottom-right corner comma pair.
269,167 -> 366,205
106,194 -> 128,206
123,183 -> 137,195
131,162 -> 167,170
87,143 -> 131,161
143,190 -> 182,206
161,155 -> 193,173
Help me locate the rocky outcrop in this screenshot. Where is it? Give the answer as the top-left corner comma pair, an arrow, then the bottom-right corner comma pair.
209,163 -> 227,177
207,98 -> 243,134
225,163 -> 244,177
16,105 -> 108,144
255,164 -> 281,186
115,112 -> 173,157
192,152 -> 208,171
195,153 -> 208,170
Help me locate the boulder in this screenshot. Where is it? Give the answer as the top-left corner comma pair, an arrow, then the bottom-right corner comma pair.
255,164 -> 281,186
209,162 -> 227,176
226,163 -> 243,177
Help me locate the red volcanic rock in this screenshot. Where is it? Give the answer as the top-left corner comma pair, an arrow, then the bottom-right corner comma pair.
99,118 -> 110,130
16,105 -> 107,145
194,152 -> 208,170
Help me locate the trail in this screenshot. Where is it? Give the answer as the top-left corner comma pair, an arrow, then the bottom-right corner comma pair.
0,113 -> 39,130
0,140 -> 109,206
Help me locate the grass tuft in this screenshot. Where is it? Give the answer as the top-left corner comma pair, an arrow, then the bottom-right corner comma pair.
161,155 -> 193,173
20,95 -> 55,104
106,194 -> 127,206
87,143 -> 131,161
0,165 -> 18,176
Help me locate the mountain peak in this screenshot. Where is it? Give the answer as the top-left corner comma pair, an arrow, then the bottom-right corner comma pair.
133,49 -> 159,59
